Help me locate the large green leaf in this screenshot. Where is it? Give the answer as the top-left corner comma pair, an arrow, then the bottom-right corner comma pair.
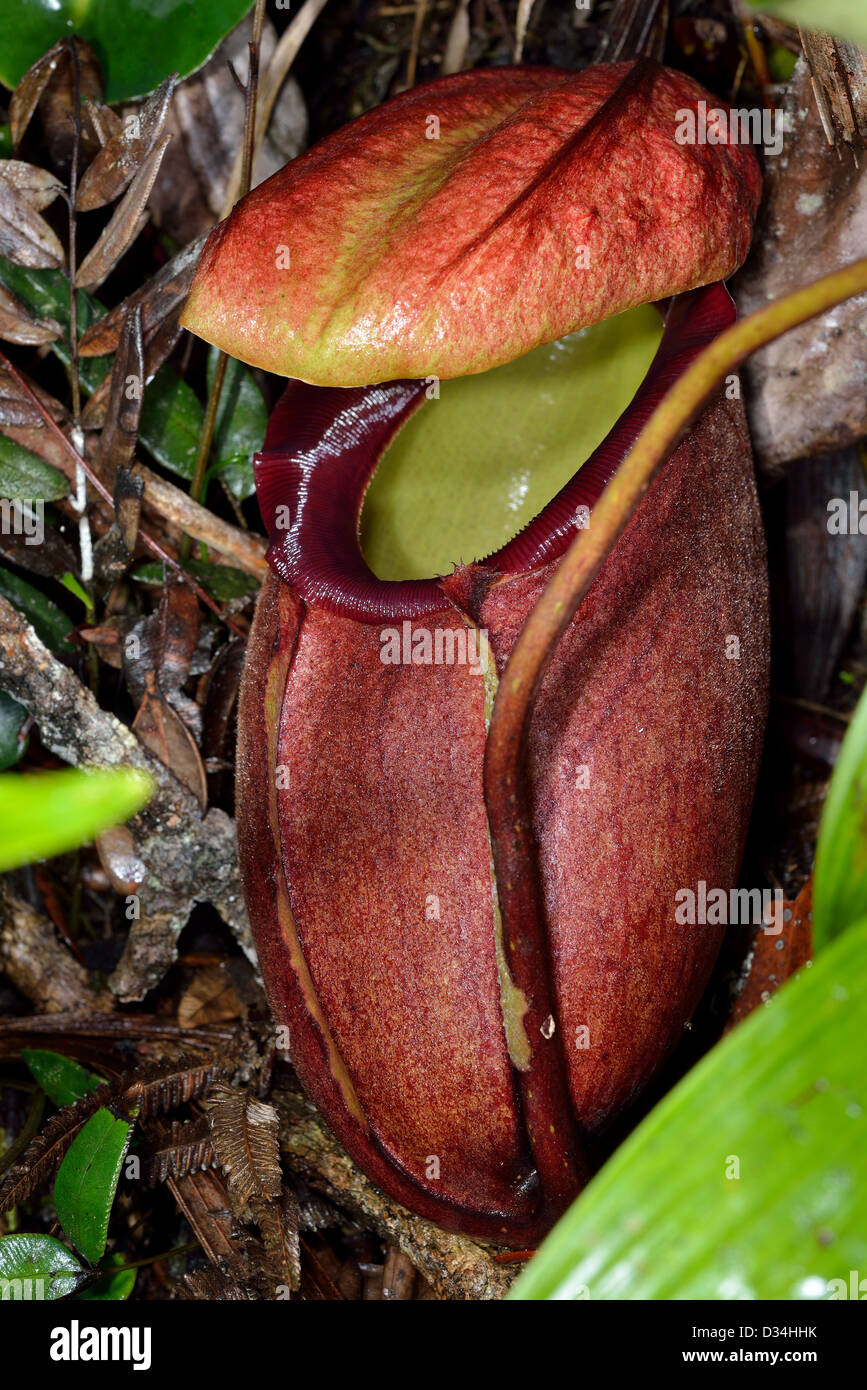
0,1233 -> 85,1300
510,920 -> 867,1300
0,0 -> 254,103
23,1049 -> 104,1108
0,766 -> 153,871
54,1108 -> 134,1265
813,688 -> 867,949
0,565 -> 75,652
749,1 -> 867,48
360,306 -> 662,580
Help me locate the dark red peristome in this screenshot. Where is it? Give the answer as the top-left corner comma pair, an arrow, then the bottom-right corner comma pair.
256,283 -> 736,623
237,283 -> 770,1244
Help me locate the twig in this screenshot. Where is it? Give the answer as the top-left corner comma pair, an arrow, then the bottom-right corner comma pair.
186,0 -> 268,539
406,0 -> 428,89
483,256 -> 867,1220
220,0 -> 332,218
275,1090 -> 515,1300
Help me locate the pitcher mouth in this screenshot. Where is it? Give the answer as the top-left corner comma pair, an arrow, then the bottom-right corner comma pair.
253,281 -> 737,625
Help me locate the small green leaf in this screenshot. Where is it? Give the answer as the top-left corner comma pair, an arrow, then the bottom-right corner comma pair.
0,0 -> 255,102
0,257 -> 107,392
133,558 -> 257,602
59,570 -> 95,618
0,434 -> 67,502
748,0 -> 867,48
0,1233 -> 85,1300
23,1050 -> 104,1108
0,766 -> 154,871
138,368 -> 204,480
54,1109 -> 134,1265
813,688 -> 867,948
0,566 -> 75,652
208,347 -> 267,500
0,689 -> 27,769
510,920 -> 867,1300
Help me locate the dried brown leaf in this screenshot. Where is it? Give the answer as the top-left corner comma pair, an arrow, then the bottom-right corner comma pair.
79,232 -> 206,359
204,1083 -> 283,1207
0,361 -> 69,431
132,671 -> 207,808
83,100 -> 123,149
95,824 -> 147,894
0,179 -> 65,269
77,74 -> 178,212
8,40 -> 68,147
40,39 -> 103,174
76,134 -> 171,291
177,964 -> 242,1030
80,318 -> 181,432
178,1268 -> 251,1300
0,282 -> 61,346
123,1057 -> 227,1123
0,161 -> 64,212
140,1116 -> 216,1186
124,580 -> 202,734
254,1190 -> 301,1296
94,305 -> 144,484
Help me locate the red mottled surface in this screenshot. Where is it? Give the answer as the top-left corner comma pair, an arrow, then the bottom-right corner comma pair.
182,59 -> 760,386
236,390 -> 768,1242
461,392 -> 769,1130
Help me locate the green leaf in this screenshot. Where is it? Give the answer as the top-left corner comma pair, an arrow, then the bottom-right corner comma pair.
207,347 -> 267,500
59,570 -> 95,618
0,434 -> 67,502
77,1253 -> 136,1301
54,1108 -> 134,1265
23,1050 -> 104,1108
138,368 -> 203,480
0,1233 -> 85,1300
0,566 -> 75,652
748,1 -> 867,48
0,0 -> 254,103
813,688 -> 867,949
0,257 -> 107,392
0,766 -> 154,871
0,689 -> 27,769
360,306 -> 662,580
510,920 -> 867,1300
133,558 -> 257,602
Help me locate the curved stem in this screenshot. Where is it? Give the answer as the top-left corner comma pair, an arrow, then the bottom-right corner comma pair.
484,253 -> 867,1209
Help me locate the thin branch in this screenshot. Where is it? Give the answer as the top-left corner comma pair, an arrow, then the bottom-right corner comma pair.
186,0 -> 268,535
